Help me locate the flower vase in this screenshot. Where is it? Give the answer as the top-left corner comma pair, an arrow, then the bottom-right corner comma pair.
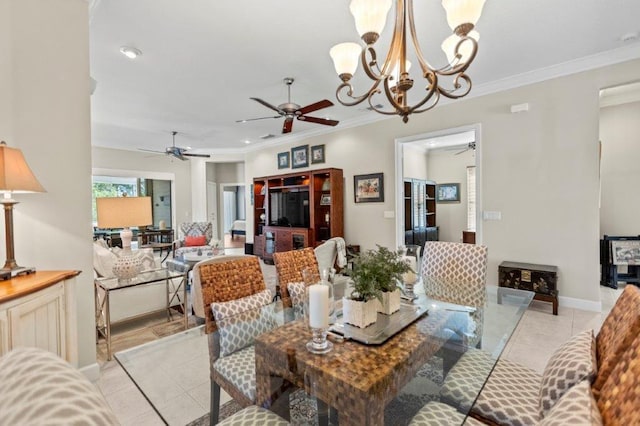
342,297 -> 377,328
376,289 -> 401,315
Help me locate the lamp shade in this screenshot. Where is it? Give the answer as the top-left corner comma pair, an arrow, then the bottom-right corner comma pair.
442,0 -> 486,32
350,0 -> 392,39
96,196 -> 152,228
330,42 -> 362,77
441,30 -> 480,64
0,142 -> 46,194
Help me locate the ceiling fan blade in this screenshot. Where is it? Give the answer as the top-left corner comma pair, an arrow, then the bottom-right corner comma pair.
138,148 -> 166,154
183,153 -> 211,158
250,98 -> 283,114
236,115 -> 281,123
297,99 -> 333,115
298,115 -> 339,127
282,117 -> 294,134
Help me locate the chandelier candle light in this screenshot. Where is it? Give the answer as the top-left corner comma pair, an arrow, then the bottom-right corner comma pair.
330,0 -> 486,122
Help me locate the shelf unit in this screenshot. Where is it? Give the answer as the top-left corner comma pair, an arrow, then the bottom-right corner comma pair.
253,168 -> 344,262
403,179 -> 438,246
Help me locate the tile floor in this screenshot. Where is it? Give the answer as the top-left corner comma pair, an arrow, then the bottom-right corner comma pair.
93,265 -> 625,425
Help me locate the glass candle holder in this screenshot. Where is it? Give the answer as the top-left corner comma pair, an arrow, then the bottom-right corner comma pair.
304,281 -> 334,354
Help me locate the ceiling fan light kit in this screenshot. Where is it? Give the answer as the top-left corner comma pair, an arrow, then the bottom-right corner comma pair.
330,0 -> 486,123
238,77 -> 339,134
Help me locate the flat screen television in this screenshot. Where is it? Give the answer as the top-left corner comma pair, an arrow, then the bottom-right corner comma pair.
269,190 -> 310,228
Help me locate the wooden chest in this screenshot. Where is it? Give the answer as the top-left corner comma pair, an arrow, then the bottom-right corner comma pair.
499,261 -> 558,315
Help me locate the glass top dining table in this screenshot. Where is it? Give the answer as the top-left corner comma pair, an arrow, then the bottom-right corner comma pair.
116,278 -> 533,425
255,279 -> 533,426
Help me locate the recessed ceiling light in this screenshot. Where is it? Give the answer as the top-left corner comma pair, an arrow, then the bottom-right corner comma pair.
244,140 -> 251,144
119,46 -> 142,59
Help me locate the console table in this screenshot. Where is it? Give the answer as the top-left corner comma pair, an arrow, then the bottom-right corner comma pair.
499,261 -> 558,315
94,268 -> 184,360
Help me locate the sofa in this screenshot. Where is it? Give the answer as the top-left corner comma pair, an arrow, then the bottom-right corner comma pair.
93,240 -> 182,323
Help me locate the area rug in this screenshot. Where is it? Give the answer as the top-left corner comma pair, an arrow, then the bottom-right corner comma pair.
187,356 -> 443,425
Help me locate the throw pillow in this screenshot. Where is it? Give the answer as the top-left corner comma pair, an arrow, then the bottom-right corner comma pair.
538,380 -> 602,426
185,235 -> 206,247
211,289 -> 276,356
93,242 -> 116,278
539,329 -> 597,417
287,282 -> 306,307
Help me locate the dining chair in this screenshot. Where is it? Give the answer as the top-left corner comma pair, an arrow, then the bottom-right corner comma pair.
420,241 -> 488,373
193,254 -> 291,424
273,248 -> 320,308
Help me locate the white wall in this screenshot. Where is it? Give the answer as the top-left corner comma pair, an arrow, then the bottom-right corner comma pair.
0,0 -> 93,367
599,100 -> 640,236
427,149 -> 474,243
403,145 -> 428,180
245,58 -> 640,305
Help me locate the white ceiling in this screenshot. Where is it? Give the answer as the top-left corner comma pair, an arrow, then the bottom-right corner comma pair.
89,0 -> 640,156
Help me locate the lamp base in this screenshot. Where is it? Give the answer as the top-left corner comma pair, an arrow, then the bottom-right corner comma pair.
0,266 -> 36,281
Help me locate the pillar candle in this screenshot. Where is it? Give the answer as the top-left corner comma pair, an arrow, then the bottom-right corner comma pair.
308,284 -> 329,328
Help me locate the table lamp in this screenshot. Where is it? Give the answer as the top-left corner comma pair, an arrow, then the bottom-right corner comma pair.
0,141 -> 46,279
96,196 -> 152,279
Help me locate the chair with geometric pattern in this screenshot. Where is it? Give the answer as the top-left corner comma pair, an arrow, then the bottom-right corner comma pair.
273,248 -> 320,308
192,254 -> 291,424
173,221 -> 214,258
420,241 -> 488,308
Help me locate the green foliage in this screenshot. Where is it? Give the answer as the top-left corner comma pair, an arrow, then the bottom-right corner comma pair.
346,245 -> 412,302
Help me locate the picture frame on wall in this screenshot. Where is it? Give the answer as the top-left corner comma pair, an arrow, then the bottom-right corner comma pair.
291,145 -> 309,169
310,144 -> 325,164
277,152 -> 290,169
436,183 -> 460,202
354,173 -> 384,203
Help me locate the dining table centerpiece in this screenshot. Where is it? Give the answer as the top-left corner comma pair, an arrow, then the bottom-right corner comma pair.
344,245 -> 413,327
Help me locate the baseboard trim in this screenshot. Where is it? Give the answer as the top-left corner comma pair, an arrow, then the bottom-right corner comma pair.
487,285 -> 602,312
80,362 -> 101,382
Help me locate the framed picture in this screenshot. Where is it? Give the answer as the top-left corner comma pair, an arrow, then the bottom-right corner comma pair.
277,152 -> 290,169
354,173 -> 384,203
291,145 -> 309,169
436,183 -> 460,202
320,194 -> 331,205
310,144 -> 325,164
611,240 -> 640,265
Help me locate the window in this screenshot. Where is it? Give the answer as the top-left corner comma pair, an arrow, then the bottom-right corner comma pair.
467,166 -> 476,231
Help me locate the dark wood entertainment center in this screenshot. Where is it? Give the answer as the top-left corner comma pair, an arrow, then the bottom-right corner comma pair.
252,168 -> 344,262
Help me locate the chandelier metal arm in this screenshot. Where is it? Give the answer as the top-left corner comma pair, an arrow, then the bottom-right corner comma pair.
438,73 -> 473,100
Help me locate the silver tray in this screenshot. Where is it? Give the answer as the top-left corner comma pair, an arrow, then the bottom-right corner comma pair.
329,300 -> 429,345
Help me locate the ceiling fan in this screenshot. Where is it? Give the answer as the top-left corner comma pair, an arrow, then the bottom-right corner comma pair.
454,142 -> 476,155
237,77 -> 339,134
139,131 -> 211,161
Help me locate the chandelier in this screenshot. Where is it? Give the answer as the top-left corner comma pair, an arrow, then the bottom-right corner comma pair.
329,0 -> 486,123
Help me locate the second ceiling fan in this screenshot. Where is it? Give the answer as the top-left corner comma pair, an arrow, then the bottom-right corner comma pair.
237,77 -> 339,134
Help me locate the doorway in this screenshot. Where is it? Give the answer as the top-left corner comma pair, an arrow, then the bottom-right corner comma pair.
395,124 -> 482,247
220,183 -> 246,248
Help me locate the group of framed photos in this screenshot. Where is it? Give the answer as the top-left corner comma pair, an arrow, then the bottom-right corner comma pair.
278,144 -> 325,169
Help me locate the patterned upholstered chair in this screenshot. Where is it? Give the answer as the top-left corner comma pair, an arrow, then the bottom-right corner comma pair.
420,241 -> 488,372
0,347 -> 119,425
273,248 -> 320,308
437,284 -> 640,426
217,405 -> 290,425
420,241 -> 488,308
192,255 -> 290,424
173,221 -> 215,258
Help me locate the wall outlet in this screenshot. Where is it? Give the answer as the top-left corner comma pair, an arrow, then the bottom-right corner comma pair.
383,210 -> 395,219
483,211 -> 502,220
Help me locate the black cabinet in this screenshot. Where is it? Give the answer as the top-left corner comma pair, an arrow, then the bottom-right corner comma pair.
404,179 -> 438,247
